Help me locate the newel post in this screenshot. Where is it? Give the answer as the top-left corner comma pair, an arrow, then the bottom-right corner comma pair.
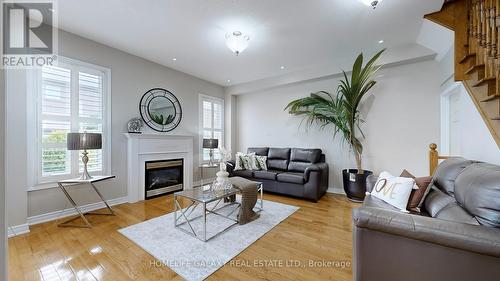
429,143 -> 438,176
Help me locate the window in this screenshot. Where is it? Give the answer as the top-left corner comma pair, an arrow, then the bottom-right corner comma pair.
30,57 -> 111,185
199,94 -> 224,163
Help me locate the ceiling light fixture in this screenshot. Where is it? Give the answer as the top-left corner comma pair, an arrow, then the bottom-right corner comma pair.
172,58 -> 177,61
361,0 -> 382,9
378,40 -> 384,44
280,66 -> 285,70
225,31 -> 250,56
227,79 -> 231,83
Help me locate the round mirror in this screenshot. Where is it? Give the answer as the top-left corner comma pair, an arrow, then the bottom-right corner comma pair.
140,88 -> 182,132
148,96 -> 176,125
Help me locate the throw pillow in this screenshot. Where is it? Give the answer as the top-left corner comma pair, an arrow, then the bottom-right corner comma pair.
255,155 -> 268,170
369,171 -> 416,212
234,152 -> 245,171
249,154 -> 260,170
400,169 -> 433,213
240,152 -> 256,170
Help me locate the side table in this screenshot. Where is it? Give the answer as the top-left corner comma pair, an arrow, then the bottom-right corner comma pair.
57,175 -> 116,228
199,164 -> 219,186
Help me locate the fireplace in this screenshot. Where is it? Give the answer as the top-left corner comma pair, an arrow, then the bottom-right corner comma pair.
145,159 -> 183,199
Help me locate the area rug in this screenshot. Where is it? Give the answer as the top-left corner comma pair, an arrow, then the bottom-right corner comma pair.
118,197 -> 299,281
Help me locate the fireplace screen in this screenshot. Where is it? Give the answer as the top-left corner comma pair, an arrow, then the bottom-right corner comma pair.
145,159 -> 183,199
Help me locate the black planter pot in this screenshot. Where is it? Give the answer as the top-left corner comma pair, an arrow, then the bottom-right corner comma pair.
342,169 -> 373,202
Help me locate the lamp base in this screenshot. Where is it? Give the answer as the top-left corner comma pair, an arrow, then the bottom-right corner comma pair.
79,150 -> 93,180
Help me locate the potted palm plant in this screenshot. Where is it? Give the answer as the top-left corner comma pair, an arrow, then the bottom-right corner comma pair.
285,49 -> 384,202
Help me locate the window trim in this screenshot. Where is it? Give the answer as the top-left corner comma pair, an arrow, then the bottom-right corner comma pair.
198,94 -> 224,165
27,56 -> 112,191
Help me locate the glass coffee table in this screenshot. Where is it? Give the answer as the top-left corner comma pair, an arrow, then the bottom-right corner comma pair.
174,183 -> 263,242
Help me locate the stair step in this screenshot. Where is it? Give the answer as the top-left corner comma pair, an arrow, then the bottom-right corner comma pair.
459,52 -> 476,64
481,95 -> 500,102
465,63 -> 485,75
472,76 -> 496,87
492,116 -> 500,120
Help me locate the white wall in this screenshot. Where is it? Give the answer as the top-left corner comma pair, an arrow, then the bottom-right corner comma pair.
5,29 -> 224,227
442,84 -> 500,164
235,59 -> 441,191
1,69 -> 7,281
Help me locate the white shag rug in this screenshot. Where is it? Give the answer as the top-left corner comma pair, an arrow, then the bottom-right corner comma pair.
118,197 -> 299,281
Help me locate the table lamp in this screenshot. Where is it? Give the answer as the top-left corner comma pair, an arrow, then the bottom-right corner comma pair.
67,132 -> 102,180
203,138 -> 219,166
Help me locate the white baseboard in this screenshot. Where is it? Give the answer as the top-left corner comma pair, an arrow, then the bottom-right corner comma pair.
327,187 -> 346,195
26,196 -> 129,227
7,224 -> 30,238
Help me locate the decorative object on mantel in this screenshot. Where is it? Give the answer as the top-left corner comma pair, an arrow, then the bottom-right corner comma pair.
211,147 -> 233,191
286,49 -> 385,202
67,132 -> 102,180
127,117 -> 144,133
139,88 -> 182,132
203,138 -> 219,166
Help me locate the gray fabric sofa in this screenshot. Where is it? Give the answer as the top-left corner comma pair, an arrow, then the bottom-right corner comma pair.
227,147 -> 328,202
352,158 -> 500,281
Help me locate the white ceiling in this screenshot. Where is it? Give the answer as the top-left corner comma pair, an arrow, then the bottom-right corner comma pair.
56,0 -> 444,86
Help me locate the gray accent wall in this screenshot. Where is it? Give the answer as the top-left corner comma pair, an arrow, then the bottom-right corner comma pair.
5,29 -> 224,226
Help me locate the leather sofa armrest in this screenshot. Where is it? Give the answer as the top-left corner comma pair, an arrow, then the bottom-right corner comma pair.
304,162 -> 328,181
226,160 -> 235,175
366,174 -> 378,193
352,206 -> 500,258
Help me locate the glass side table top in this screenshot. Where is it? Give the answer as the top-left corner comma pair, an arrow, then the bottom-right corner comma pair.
174,185 -> 239,203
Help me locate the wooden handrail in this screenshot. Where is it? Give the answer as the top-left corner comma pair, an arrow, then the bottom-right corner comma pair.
429,143 -> 450,176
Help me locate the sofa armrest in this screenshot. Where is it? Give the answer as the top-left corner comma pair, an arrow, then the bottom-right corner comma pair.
365,174 -> 378,193
226,160 -> 235,175
352,206 -> 500,258
304,162 -> 328,181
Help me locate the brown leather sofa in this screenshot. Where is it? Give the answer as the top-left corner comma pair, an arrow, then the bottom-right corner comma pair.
352,158 -> 500,281
227,147 -> 328,202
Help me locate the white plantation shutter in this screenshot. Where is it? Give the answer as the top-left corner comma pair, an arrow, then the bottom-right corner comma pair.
40,66 -> 72,176
36,58 -> 110,183
200,95 -> 224,162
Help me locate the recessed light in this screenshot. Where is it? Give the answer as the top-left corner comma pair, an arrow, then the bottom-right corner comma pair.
227,79 -> 231,83
280,66 -> 285,70
378,40 -> 384,44
172,58 -> 177,61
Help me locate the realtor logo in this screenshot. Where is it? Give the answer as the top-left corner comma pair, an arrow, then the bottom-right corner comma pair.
1,1 -> 57,68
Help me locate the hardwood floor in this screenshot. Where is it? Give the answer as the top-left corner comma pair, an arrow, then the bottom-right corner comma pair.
8,193 -> 358,281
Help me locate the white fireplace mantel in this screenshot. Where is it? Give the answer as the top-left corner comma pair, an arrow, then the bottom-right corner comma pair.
124,133 -> 194,203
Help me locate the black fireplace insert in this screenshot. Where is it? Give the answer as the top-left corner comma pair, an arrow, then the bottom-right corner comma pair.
145,159 -> 183,199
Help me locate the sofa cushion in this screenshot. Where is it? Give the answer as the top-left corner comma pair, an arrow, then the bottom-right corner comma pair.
253,170 -> 280,180
288,148 -> 322,172
432,157 -> 475,197
424,187 -> 455,217
277,172 -> 305,184
233,169 -> 254,178
454,163 -> 500,228
247,147 -> 269,156
434,202 -> 479,225
267,148 -> 291,170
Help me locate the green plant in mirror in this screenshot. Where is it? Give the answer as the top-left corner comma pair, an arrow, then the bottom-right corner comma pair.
285,49 -> 385,174
151,113 -> 175,125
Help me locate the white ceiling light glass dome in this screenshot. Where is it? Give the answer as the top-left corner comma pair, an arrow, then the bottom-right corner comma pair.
225,31 -> 250,56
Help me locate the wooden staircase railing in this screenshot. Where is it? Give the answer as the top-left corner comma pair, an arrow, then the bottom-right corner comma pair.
426,0 -> 500,148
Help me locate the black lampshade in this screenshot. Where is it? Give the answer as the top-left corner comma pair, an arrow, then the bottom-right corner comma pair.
67,133 -> 102,150
202,138 -> 219,149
